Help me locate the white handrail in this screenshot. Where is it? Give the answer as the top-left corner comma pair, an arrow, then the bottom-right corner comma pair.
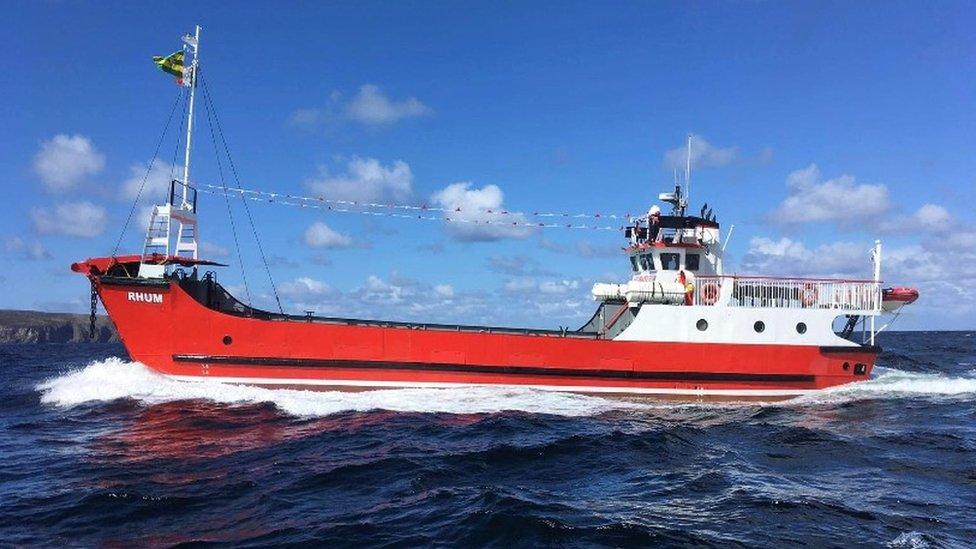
692,276 -> 881,312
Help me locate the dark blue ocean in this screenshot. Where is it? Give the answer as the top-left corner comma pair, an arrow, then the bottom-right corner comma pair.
1,332 -> 974,547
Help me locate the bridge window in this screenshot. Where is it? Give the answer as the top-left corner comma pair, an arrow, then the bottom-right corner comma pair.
686,253 -> 701,271
660,253 -> 680,271
639,253 -> 654,271
630,255 -> 639,272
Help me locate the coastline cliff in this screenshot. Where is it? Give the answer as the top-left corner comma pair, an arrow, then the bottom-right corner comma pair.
0,310 -> 119,344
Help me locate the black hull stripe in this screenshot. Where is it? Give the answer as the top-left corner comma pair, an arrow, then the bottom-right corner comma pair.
172,354 -> 817,384
819,345 -> 881,354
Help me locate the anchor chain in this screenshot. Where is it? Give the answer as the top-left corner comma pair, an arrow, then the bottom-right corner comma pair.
89,280 -> 98,341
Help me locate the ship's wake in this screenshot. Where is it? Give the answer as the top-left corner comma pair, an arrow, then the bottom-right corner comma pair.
36,359 -> 976,418
795,365 -> 976,405
36,358 -> 635,417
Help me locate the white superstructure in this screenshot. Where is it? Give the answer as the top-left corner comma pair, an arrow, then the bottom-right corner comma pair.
589,138 -> 900,349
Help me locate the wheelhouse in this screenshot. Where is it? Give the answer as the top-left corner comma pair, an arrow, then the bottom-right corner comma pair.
625,214 -> 722,277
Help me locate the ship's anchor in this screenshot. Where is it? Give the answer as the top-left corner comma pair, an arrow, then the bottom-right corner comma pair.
89,280 -> 98,341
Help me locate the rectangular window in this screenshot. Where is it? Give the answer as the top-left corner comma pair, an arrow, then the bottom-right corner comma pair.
660,253 -> 680,270
630,255 -> 639,272
686,253 -> 701,271
640,254 -> 654,271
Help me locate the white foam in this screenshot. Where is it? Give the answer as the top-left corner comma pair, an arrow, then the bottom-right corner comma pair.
36,358 -> 634,418
37,359 -> 976,417
887,531 -> 930,549
795,366 -> 976,405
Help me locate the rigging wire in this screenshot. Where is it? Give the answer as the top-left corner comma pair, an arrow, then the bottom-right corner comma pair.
201,81 -> 253,308
201,77 -> 284,314
112,88 -> 185,257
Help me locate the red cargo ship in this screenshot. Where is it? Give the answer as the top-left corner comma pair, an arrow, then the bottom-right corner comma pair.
72,28 -> 916,396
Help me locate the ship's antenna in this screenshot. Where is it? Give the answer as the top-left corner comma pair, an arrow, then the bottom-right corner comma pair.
684,134 -> 692,215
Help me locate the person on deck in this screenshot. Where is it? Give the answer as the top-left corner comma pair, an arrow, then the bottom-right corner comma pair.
648,205 -> 662,242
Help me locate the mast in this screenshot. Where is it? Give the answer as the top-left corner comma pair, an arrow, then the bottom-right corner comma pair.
180,25 -> 200,205
138,26 -> 201,277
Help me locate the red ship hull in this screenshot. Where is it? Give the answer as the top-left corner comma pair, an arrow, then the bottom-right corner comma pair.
88,273 -> 878,397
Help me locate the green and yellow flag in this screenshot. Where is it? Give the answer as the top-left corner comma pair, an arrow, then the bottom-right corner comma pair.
152,50 -> 184,78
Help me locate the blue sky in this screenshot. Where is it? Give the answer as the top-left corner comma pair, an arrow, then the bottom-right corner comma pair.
5,2 -> 975,329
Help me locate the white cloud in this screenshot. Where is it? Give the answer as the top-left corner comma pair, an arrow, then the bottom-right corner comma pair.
740,233 -> 976,320
303,222 -> 353,248
120,160 -> 175,202
539,280 -> 580,295
770,164 -> 890,226
289,85 -> 431,129
33,134 -> 105,193
741,236 -> 871,278
433,284 -> 455,299
878,203 -> 954,234
664,134 -> 738,171
4,236 -> 50,260
912,204 -> 952,229
502,277 -> 582,296
279,277 -> 333,300
306,157 -> 414,203
31,201 -> 108,238
264,269 -> 597,328
431,182 -> 536,241
504,277 -> 538,293
362,274 -> 408,304
287,108 -> 324,129
344,84 -> 431,125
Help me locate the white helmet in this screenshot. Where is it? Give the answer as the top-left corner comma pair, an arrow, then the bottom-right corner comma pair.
648,205 -> 661,216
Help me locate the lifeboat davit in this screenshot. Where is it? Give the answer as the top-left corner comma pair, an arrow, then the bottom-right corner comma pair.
881,287 -> 919,312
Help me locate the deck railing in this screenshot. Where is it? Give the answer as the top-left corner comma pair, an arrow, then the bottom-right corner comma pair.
692,276 -> 881,312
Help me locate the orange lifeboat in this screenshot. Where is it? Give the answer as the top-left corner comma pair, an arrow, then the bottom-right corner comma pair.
881,287 -> 919,312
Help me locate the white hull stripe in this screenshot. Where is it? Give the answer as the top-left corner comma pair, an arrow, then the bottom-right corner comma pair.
167,374 -> 816,397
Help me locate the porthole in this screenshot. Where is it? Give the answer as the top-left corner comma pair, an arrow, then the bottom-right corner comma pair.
222,335 -> 233,345
696,319 -> 708,331
796,322 -> 807,334
753,321 -> 765,333
842,362 -> 851,371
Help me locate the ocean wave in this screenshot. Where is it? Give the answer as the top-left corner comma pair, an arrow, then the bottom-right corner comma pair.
35,358 -> 634,418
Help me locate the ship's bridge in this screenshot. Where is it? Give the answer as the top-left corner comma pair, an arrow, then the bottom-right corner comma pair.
624,214 -> 722,277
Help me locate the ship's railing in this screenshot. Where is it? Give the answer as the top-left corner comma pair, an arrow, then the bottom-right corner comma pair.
692,276 -> 881,311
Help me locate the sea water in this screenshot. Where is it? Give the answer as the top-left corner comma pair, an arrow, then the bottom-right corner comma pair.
2,332 -> 974,546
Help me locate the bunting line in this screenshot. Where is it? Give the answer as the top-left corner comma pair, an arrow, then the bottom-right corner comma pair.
198,187 -> 624,232
200,183 -> 632,221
